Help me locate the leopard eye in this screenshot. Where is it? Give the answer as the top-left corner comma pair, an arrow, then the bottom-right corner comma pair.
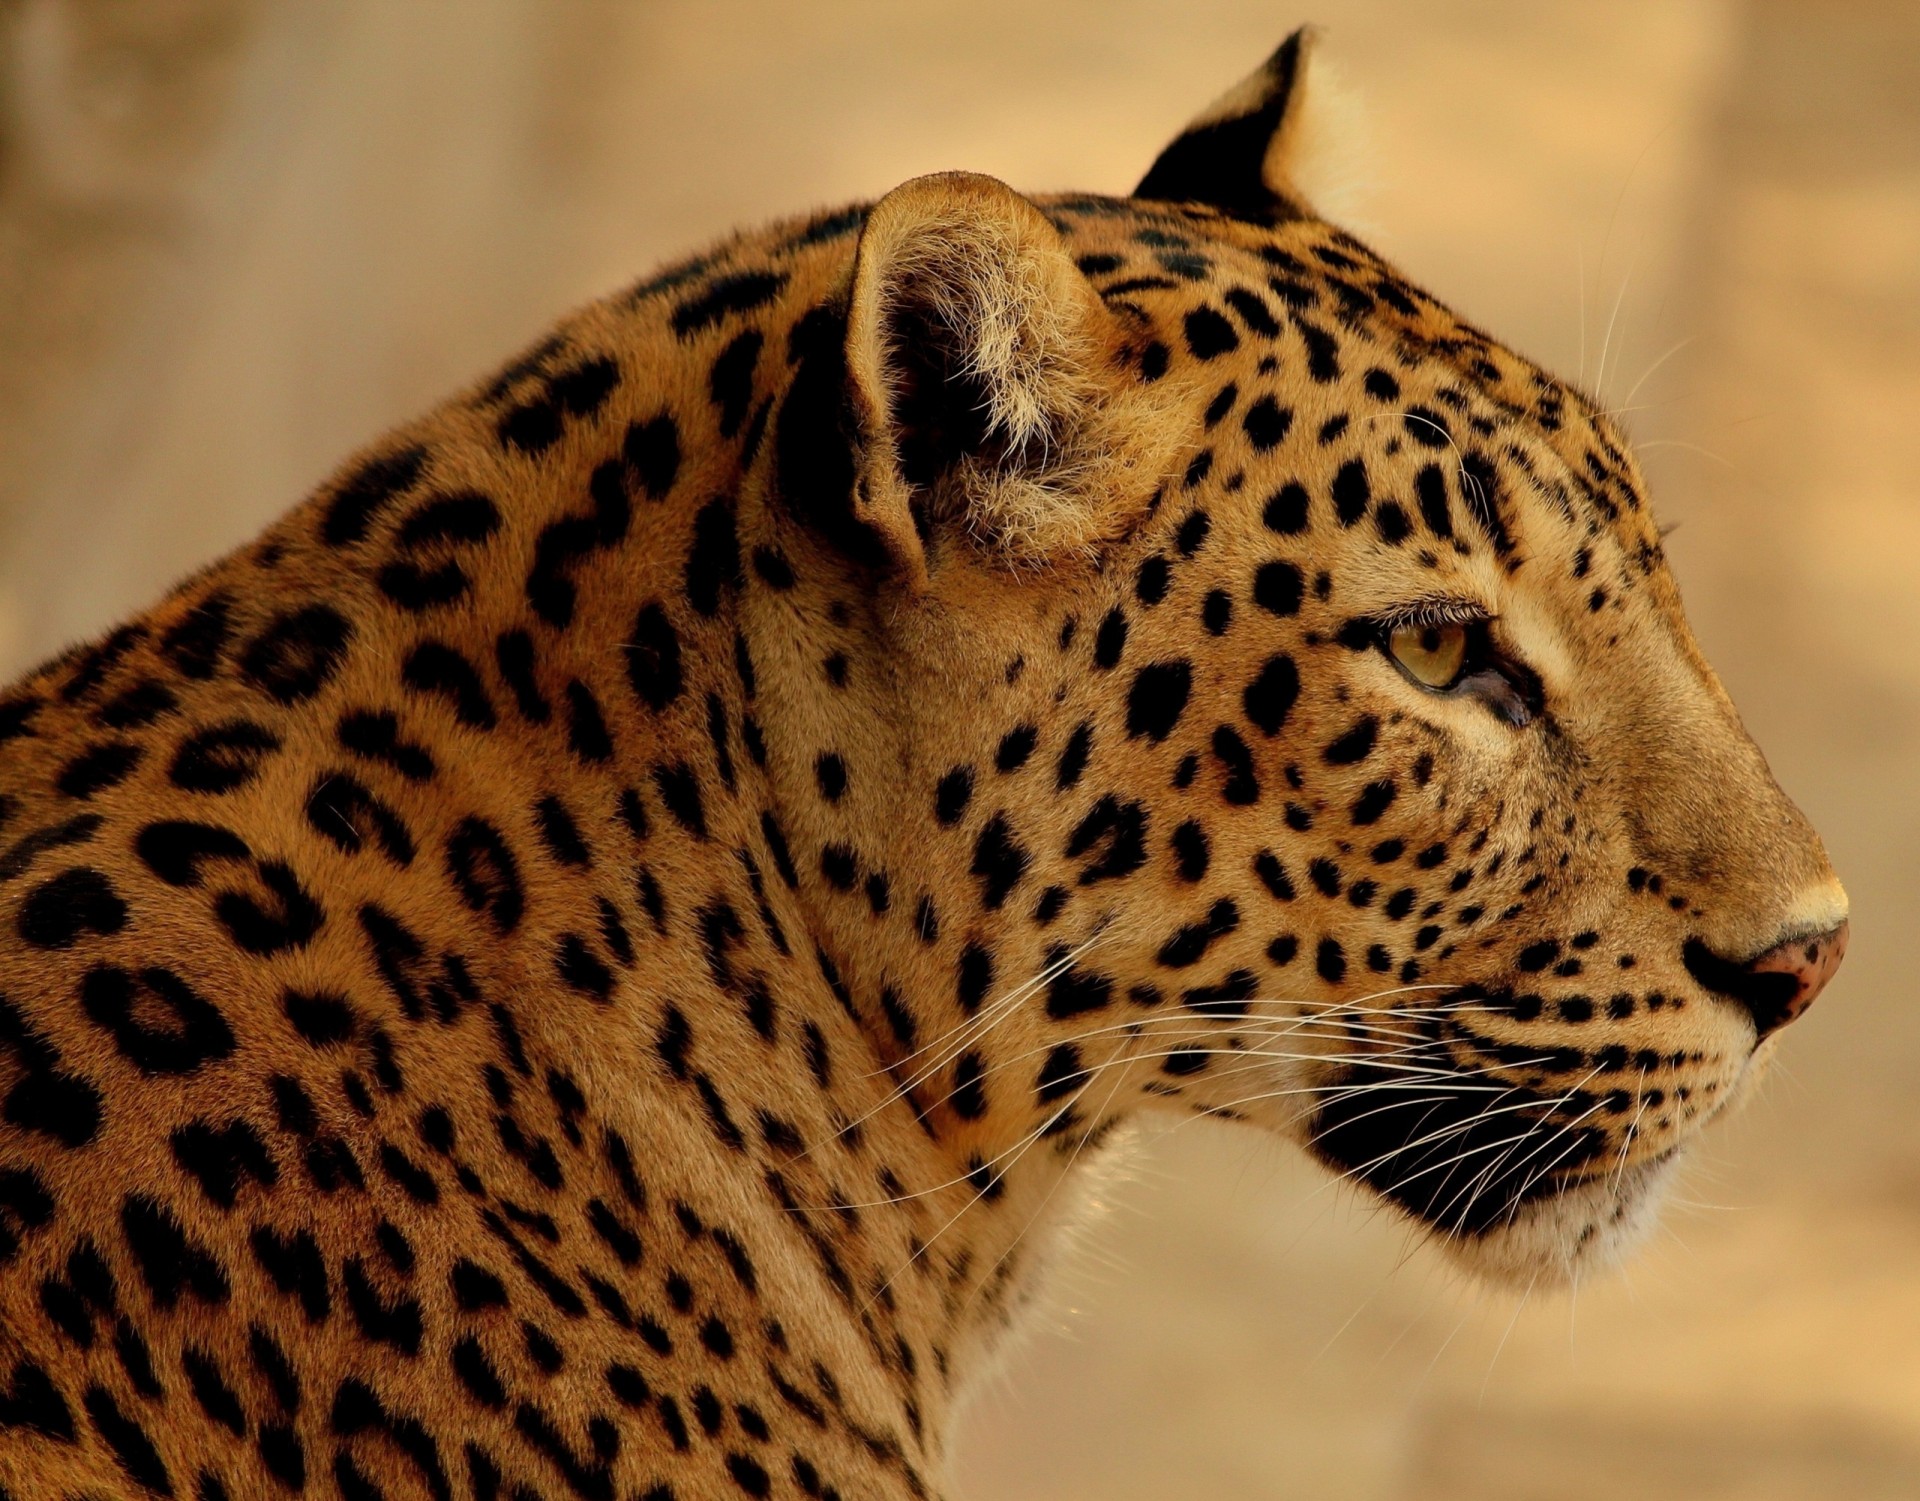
1387,621 -> 1469,689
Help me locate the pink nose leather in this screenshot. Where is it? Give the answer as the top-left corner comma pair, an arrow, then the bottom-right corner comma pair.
1748,920 -> 1849,1032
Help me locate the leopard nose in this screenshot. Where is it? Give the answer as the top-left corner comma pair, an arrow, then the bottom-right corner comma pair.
1744,920 -> 1848,1035
1683,920 -> 1849,1040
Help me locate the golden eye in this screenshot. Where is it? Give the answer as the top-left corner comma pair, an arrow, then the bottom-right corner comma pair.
1388,621 -> 1469,689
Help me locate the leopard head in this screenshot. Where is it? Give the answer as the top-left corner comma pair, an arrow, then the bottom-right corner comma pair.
744,29 -> 1846,1285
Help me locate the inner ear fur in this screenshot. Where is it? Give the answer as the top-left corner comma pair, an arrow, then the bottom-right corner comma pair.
844,171 -> 1184,578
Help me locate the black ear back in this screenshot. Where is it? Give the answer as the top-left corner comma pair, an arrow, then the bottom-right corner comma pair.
1133,27 -> 1314,222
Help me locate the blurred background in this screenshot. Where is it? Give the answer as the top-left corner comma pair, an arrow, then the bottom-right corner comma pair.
1,1 -> 1915,1495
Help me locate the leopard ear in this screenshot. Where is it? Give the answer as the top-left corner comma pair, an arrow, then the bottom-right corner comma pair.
1133,26 -> 1320,221
833,171 -> 1180,582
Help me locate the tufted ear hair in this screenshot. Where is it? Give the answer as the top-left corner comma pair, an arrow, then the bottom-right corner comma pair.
830,171 -> 1181,582
1133,26 -> 1322,221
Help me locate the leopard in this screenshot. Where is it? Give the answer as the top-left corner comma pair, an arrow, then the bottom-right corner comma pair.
0,27 -> 1849,1501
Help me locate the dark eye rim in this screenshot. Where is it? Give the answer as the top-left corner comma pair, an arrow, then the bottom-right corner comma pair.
1371,612 -> 1543,727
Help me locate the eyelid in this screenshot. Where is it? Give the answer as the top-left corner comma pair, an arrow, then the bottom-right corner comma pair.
1376,596 -> 1491,632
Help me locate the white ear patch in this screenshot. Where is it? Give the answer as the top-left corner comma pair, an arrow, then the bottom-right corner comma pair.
1276,49 -> 1379,232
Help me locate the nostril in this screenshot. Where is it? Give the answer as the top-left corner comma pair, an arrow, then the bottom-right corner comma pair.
1682,921 -> 1849,1040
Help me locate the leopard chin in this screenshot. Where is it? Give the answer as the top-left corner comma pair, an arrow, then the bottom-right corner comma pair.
1433,1149 -> 1684,1286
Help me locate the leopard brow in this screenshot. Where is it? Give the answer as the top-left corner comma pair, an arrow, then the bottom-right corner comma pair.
1374,594 -> 1490,632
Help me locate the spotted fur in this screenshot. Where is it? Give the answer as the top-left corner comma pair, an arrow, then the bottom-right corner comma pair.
0,31 -> 1845,1501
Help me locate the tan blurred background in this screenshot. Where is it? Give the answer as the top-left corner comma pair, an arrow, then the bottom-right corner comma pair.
2,1 -> 1916,1496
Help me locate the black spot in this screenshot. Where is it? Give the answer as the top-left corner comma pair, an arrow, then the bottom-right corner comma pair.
240,605 -> 354,705
56,741 -> 143,800
934,768 -> 974,826
1324,717 -> 1379,765
83,965 -> 236,1075
1093,609 -> 1129,670
337,709 -> 437,782
452,1338 -> 506,1410
1242,395 -> 1292,451
1243,654 -> 1300,737
1415,465 -> 1453,538
1040,723 -> 1091,797
249,1226 -> 328,1322
1046,961 -> 1113,1020
323,446 -> 427,546
171,1120 -> 277,1210
1036,1045 -> 1085,1103
652,763 -> 708,839
1293,316 -> 1341,381
1184,968 -> 1259,1015
307,775 -> 415,866
1066,795 -> 1150,885
402,642 -> 498,730
1253,560 -> 1303,617
815,754 -> 848,802
95,679 -> 177,730
170,720 -> 281,794
950,1054 -> 988,1119
995,725 -> 1037,774
556,933 -> 616,1003
970,816 -> 1029,910
0,1356 -> 73,1441
685,499 -> 742,618
378,491 -> 502,611
710,330 -> 764,439
1263,483 -> 1309,534
1126,661 -> 1192,742
1183,307 -> 1240,359
122,1194 -> 229,1308
283,988 -> 355,1047
1316,938 -> 1347,984
525,459 -> 634,627
1350,780 -> 1397,825
751,546 -> 794,588
443,818 -> 524,935
214,861 -> 324,955
19,867 -> 127,949
341,1258 -> 422,1358
565,680 -> 615,764
1171,821 -> 1210,881
625,603 -> 684,712
1135,556 -> 1171,605
1459,450 -> 1515,555
672,270 -> 789,338
1331,460 -> 1370,527
0,812 -> 104,884
1210,725 -> 1260,804
1254,850 -> 1296,901
1403,406 -> 1452,448
85,1385 -> 173,1494
1156,898 -> 1239,968
0,998 -> 102,1148
958,945 -> 994,1014
625,414 -> 682,499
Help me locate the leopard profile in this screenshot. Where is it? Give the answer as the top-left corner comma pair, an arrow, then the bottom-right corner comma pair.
0,29 -> 1846,1501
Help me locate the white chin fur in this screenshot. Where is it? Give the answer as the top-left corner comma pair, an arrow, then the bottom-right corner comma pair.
1429,1150 -> 1684,1288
